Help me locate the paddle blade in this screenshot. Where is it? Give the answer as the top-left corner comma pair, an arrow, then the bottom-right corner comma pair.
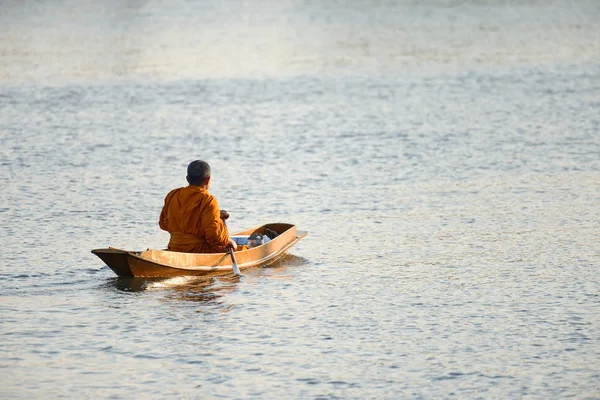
229,248 -> 241,276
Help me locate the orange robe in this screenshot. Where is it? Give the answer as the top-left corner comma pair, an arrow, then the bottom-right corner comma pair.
159,186 -> 229,253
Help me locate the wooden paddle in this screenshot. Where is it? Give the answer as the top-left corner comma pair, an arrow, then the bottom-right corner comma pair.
228,247 -> 241,276
223,217 -> 241,276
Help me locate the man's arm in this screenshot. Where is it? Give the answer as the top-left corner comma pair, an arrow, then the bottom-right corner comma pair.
201,197 -> 230,248
220,209 -> 229,221
158,189 -> 177,231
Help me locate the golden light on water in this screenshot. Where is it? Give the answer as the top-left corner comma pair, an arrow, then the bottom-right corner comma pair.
1,0 -> 599,82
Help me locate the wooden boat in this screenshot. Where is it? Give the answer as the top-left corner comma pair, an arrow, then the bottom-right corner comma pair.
92,223 -> 307,278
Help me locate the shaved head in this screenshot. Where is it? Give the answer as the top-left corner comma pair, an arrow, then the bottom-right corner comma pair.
187,160 -> 211,186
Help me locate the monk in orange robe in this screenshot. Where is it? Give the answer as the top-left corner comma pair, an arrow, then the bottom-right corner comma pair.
159,160 -> 237,253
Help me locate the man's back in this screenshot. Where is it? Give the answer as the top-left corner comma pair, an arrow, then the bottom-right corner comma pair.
159,185 -> 229,253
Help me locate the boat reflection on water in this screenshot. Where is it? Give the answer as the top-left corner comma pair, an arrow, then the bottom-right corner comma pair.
254,253 -> 308,280
105,253 -> 309,304
108,275 -> 239,305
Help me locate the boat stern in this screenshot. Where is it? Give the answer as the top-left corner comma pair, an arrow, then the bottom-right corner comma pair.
91,248 -> 136,277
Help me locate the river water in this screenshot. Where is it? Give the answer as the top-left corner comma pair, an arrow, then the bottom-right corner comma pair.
1,0 -> 599,398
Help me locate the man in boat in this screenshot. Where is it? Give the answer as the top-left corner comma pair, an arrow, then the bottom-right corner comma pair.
159,160 -> 237,253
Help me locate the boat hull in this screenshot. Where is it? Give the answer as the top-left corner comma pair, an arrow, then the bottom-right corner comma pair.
92,223 -> 306,277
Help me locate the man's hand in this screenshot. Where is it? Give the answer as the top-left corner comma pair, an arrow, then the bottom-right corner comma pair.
220,210 -> 230,220
227,238 -> 238,251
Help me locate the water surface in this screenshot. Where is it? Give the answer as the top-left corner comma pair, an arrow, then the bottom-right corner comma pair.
1,0 -> 599,398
